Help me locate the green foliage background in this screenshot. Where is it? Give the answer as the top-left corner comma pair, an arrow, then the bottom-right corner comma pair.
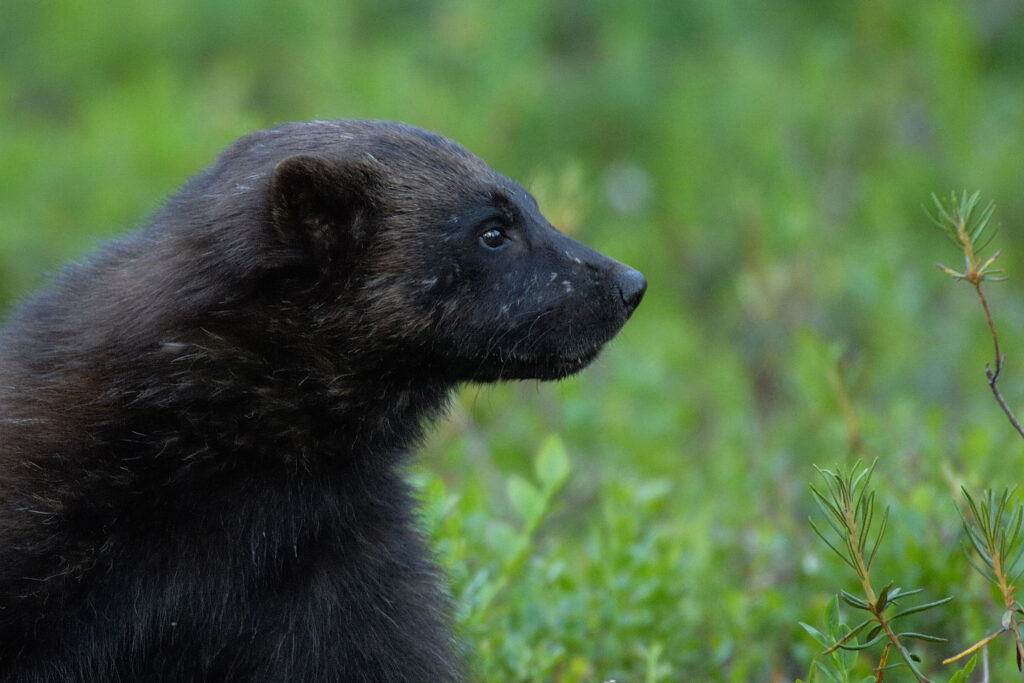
2,1 -> 1024,680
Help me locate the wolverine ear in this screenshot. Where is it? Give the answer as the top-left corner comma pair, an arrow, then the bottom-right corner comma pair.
269,154 -> 384,268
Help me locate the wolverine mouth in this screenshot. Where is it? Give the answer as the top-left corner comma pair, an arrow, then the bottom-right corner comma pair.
547,346 -> 602,377
501,343 -> 605,380
443,309 -> 623,381
453,342 -> 603,382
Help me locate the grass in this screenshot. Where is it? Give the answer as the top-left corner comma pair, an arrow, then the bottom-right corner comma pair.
3,1 -> 1024,679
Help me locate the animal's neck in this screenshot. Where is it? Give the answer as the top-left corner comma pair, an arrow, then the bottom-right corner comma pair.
164,344 -> 452,465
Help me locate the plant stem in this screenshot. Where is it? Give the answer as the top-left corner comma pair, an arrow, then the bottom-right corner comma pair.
942,629 -> 1003,665
973,283 -> 1000,367
972,282 -> 1024,440
992,547 -> 1024,669
843,491 -> 932,682
872,608 -> 930,683
874,643 -> 890,683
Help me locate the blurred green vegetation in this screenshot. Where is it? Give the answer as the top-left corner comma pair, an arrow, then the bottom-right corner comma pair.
3,1 -> 1024,680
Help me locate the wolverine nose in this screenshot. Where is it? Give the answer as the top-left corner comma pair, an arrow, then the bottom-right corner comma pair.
614,267 -> 647,315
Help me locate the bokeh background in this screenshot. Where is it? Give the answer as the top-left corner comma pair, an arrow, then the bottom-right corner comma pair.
3,1 -> 1024,680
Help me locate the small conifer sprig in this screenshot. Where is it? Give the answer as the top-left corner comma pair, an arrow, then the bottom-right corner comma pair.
927,191 -> 1024,439
928,190 -> 1004,286
803,460 -> 951,682
944,488 -> 1024,671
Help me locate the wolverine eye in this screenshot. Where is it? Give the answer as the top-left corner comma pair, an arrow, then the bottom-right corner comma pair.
480,228 -> 507,249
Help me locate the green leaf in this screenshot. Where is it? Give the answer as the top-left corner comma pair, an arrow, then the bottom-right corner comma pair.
897,631 -> 947,643
799,622 -> 830,648
825,596 -> 841,638
809,484 -> 844,527
837,632 -> 885,650
507,475 -> 544,524
813,661 -> 842,683
886,587 -> 923,602
876,582 -> 891,611
839,590 -> 870,610
534,435 -> 570,490
483,520 -> 519,558
969,199 -> 995,243
888,595 -> 953,621
808,518 -> 857,570
946,654 -> 977,683
866,507 -> 888,570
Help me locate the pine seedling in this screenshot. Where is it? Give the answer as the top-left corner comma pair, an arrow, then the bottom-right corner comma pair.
927,191 -> 1024,439
944,488 -> 1024,671
803,460 -> 952,682
928,190 -> 1003,287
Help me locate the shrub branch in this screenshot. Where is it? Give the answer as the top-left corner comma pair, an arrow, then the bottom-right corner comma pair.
943,488 -> 1024,671
928,191 -> 1024,440
806,460 -> 950,681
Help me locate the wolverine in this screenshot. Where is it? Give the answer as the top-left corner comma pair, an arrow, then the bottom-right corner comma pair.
0,120 -> 645,681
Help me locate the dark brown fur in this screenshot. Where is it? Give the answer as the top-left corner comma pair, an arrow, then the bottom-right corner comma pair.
0,120 -> 645,681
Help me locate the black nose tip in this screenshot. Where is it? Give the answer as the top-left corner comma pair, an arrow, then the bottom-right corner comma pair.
615,267 -> 647,315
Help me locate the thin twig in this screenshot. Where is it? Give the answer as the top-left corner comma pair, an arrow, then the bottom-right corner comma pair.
973,283 -> 1001,368
874,642 -> 890,682
973,282 -> 1024,440
943,628 -> 1003,664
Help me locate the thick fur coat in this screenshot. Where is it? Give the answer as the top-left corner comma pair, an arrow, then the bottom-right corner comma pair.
0,120 -> 645,681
